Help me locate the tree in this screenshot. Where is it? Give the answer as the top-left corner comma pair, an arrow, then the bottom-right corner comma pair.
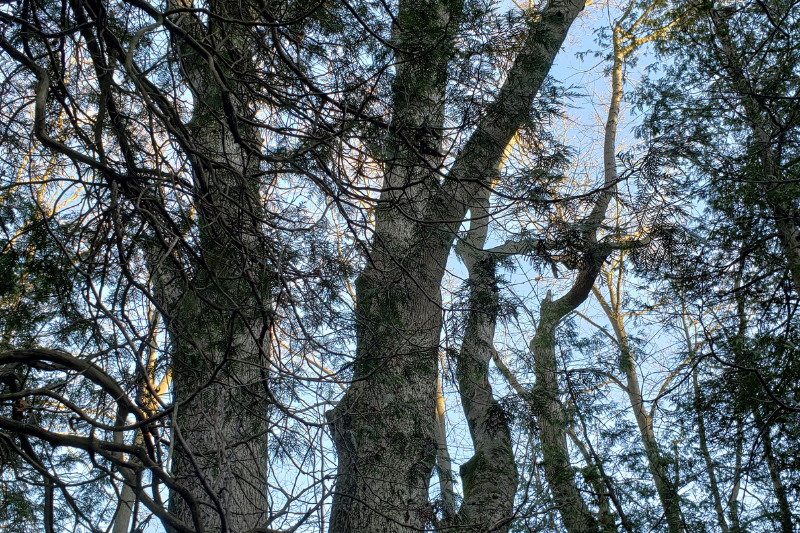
637,1 -> 800,531
0,0 -> 591,531
3,0 -> 800,532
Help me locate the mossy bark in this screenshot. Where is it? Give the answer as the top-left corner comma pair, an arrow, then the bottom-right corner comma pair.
326,2 -> 587,531
166,2 -> 272,530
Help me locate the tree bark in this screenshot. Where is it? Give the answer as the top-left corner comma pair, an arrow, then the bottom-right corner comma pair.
593,280 -> 683,533
531,269 -> 603,533
728,421 -> 743,533
755,412 -> 793,533
567,429 -> 616,533
446,194 -> 518,532
327,2 -> 587,532
693,368 -> 729,533
166,2 -> 272,530
452,254 -> 518,533
434,366 -> 456,517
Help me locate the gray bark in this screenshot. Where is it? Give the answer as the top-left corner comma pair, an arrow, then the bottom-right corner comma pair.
42,1 -> 272,529
327,2 -> 588,532
326,1 -> 464,522
452,254 -> 518,533
530,263 -> 605,533
693,368 -> 729,533
447,195 -> 519,532
165,2 -> 272,530
594,281 -> 682,533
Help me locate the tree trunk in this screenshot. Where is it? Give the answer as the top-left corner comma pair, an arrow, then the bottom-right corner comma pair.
532,299 -> 596,533
756,412 -> 793,533
530,262 -> 607,533
452,255 -> 518,532
327,2 -> 587,531
166,2 -> 272,530
326,240 -> 449,533
595,289 -> 682,533
693,368 -> 729,533
567,429 -> 616,533
447,196 -> 518,532
728,421 -> 743,533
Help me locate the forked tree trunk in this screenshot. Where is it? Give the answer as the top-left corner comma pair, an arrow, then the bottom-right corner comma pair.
530,266 -> 605,533
327,2 -> 588,531
448,195 -> 518,532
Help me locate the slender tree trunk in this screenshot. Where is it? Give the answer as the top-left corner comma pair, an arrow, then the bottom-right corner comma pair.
595,291 -> 682,533
530,263 -> 607,533
693,369 -> 729,533
434,366 -> 456,517
518,8 -> 647,526
770,205 -> 800,290
112,430 -> 143,533
589,9 -> 687,528
756,412 -> 793,533
624,346 -> 681,533
447,196 -> 518,532
453,255 -> 518,532
533,299 -> 597,533
567,430 -> 616,533
728,422 -> 743,533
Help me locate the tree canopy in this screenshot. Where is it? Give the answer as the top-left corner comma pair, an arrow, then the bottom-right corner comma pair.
0,0 -> 798,532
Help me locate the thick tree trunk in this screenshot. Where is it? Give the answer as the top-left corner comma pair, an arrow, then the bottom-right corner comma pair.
327,244 -> 449,533
170,309 -> 270,532
327,2 -> 587,531
166,3 -> 272,530
326,0 -> 462,527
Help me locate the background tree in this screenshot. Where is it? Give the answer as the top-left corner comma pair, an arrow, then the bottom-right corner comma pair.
634,1 -> 800,531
